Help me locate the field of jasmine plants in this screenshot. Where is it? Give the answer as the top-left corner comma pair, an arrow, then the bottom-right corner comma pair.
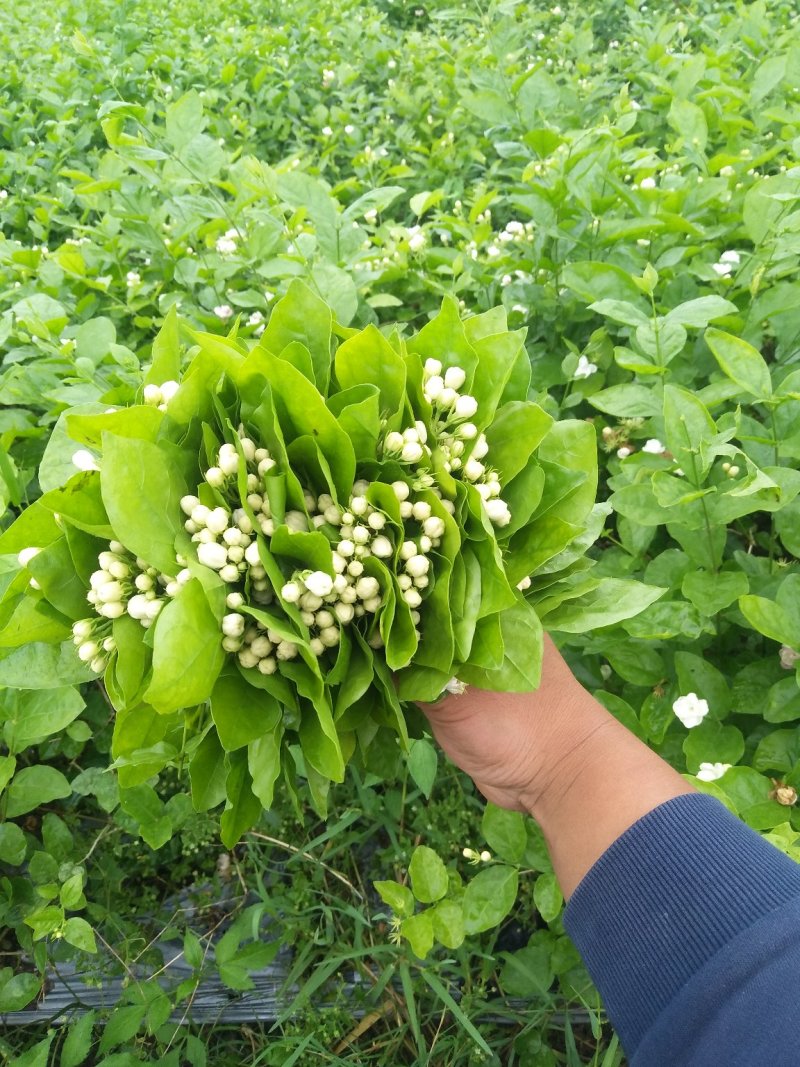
2,0 -> 800,1063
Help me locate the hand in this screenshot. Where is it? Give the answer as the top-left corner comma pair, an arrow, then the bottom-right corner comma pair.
418,636 -> 596,814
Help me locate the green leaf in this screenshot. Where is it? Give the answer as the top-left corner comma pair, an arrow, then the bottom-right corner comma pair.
260,279 -> 333,392
100,433 -> 187,574
681,570 -> 748,616
668,97 -> 708,150
483,401 -> 553,483
482,804 -> 527,864
588,298 -> 650,327
533,872 -> 563,923
662,384 -> 717,486
400,910 -> 434,959
0,970 -> 41,1013
374,880 -> 415,918
211,669 -> 281,750
674,652 -> 730,716
144,579 -> 225,713
754,728 -> 800,774
189,729 -> 227,811
459,597 -> 542,692
0,822 -> 27,865
63,916 -> 97,953
220,749 -> 262,846
430,899 -> 465,950
541,578 -> 664,633
683,721 -> 744,773
588,383 -> 661,417
5,765 -> 71,818
463,865 -> 519,934
705,328 -> 772,399
334,325 -> 406,419
765,678 -> 800,724
147,305 -> 181,384
0,640 -> 94,689
1,687 -> 84,750
665,296 -> 737,328
500,939 -> 554,996
165,90 -> 205,150
408,845 -> 449,903
407,738 -> 438,799
248,724 -> 284,809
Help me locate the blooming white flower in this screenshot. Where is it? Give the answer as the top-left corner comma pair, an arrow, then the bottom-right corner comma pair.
216,235 -> 237,255
213,304 -> 234,320
672,692 -> 710,728
247,311 -> 264,327
642,438 -> 666,454
407,226 -> 426,252
640,176 -> 657,190
696,762 -> 731,782
574,354 -> 598,380
126,270 -> 141,286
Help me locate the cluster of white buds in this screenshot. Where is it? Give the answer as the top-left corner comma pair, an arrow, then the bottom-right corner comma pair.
142,380 -> 180,411
84,542 -> 190,629
462,847 -> 492,865
422,359 -> 511,528
72,618 -> 115,675
222,609 -> 292,675
383,421 -> 430,466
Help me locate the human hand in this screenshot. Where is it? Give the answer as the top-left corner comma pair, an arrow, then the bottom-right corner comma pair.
418,635 -> 598,815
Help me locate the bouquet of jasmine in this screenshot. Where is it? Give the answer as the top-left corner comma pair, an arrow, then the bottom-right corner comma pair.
0,283 -> 657,840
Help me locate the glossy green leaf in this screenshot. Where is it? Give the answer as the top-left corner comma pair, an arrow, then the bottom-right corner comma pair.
408,845 -> 448,903
462,865 -> 518,934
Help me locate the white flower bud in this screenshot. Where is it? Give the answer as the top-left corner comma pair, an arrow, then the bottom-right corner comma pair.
258,457 -> 276,476
165,581 -> 180,597
419,534 -> 432,553
160,380 -> 180,402
405,554 -> 429,578
399,501 -> 414,518
300,592 -> 323,612
385,431 -> 405,452
485,498 -> 511,526
401,441 -> 424,463
424,358 -> 442,376
218,447 -> 239,477
424,375 -> 444,400
472,435 -> 489,460
367,512 -> 386,531
197,542 -> 228,570
97,581 -> 123,603
319,626 -> 340,647
340,586 -> 357,604
90,656 -> 107,674
102,636 -> 116,653
403,588 -> 422,608
127,594 -> 149,619
227,546 -> 245,564
517,576 -> 532,591
108,560 -> 130,580
144,599 -> 163,621
400,541 -> 417,560
304,571 -> 334,598
454,394 -> 478,419
336,539 -> 355,558
350,495 -> 368,515
315,609 -> 335,628
260,517 -> 275,536
363,596 -> 382,613
206,507 -> 229,535
352,524 -> 371,544
398,574 -> 413,590
17,547 -> 40,567
217,563 -> 239,582
300,610 -> 316,626
310,637 -> 325,655
72,620 -> 93,640
391,481 -> 410,501
222,635 -> 242,652
244,541 -> 262,566
285,510 -> 308,532
334,602 -> 355,624
347,560 -> 364,577
251,635 -> 273,658
423,516 -> 445,539
371,536 -> 393,558
457,422 -> 477,440
355,576 -> 380,600
246,494 -> 264,512
444,366 -> 466,390
258,656 -> 277,674
442,499 -> 455,514
276,640 -> 298,660
222,527 -> 242,546
464,458 -> 485,481
99,601 -> 125,619
239,649 -> 259,669
222,613 -> 245,637
412,501 -> 431,521
333,574 -> 349,593
281,581 -> 301,603
205,466 -> 225,487
78,641 -> 99,662
143,383 -> 162,405
414,575 -> 429,589
226,591 -> 245,609
72,449 -> 100,472
439,386 -> 457,407
240,437 -> 256,462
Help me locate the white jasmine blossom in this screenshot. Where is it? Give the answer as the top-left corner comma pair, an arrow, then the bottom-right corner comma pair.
213,304 -> 234,320
574,354 -> 598,380
672,692 -> 710,728
696,762 -> 731,782
642,439 -> 666,454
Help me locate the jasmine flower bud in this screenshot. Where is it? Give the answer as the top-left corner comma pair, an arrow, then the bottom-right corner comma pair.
403,588 -> 422,608
258,656 -> 277,675
276,640 -> 298,660
127,594 -> 149,619
143,383 -> 162,405
399,501 -> 414,518
300,610 -> 316,626
423,516 -> 445,539
319,626 -> 340,647
464,457 -> 485,481
78,641 -> 100,662
398,574 -> 413,590
385,430 -> 405,452
424,358 -> 442,376
485,499 -> 511,526
355,576 -> 380,600
372,536 -> 393,558
414,421 -> 428,443
401,441 -> 424,463
206,507 -> 229,535
424,374 -> 444,400
310,637 -> 325,656
226,591 -> 245,609
198,542 -> 228,570
444,366 -> 466,390
419,534 -> 432,553
285,511 -> 308,532
347,560 -> 364,577
227,546 -> 245,564
222,613 -> 245,637
304,570 -> 334,598
100,601 -> 125,619
72,449 -> 100,472
98,581 -> 123,603
405,554 -> 429,578
391,481 -> 410,501
17,547 -> 40,567
412,501 -> 431,521
72,620 -> 93,640
438,386 -> 457,407
337,539 -> 355,557
160,380 -> 180,403
222,636 -> 242,652
472,435 -> 489,460
333,575 -> 349,594
239,649 -> 259,669
108,560 -> 130,579
90,656 -> 107,673
205,466 -> 225,487
334,602 -> 355,624
517,576 -> 532,591
350,495 -> 368,515
363,596 -> 382,613
250,635 -> 273,658
696,762 -> 731,782
258,457 -> 276,476
244,542 -> 262,566
315,609 -> 335,628
367,512 -> 386,531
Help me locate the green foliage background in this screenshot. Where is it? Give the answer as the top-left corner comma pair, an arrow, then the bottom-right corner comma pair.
2,0 -> 800,1062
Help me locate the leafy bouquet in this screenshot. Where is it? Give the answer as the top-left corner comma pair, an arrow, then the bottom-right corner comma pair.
0,283 -> 658,842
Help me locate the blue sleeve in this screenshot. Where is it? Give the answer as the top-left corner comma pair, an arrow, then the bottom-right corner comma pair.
562,793 -> 800,1065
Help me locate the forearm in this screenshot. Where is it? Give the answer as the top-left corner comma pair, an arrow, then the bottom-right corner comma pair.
519,690 -> 695,897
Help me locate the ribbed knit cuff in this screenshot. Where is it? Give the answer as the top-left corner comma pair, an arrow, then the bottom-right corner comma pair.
563,793 -> 800,1055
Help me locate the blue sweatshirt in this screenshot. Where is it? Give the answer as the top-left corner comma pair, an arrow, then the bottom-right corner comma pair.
563,794 -> 800,1065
